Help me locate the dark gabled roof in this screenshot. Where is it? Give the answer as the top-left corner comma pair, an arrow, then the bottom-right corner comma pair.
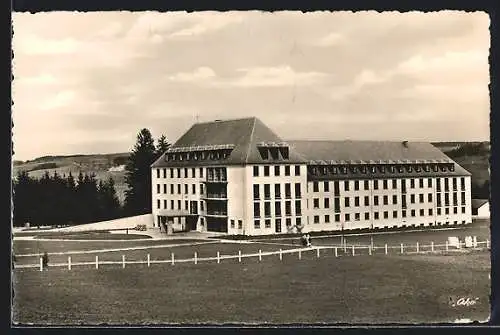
151,117 -> 307,167
151,118 -> 471,176
288,140 -> 471,176
471,199 -> 489,209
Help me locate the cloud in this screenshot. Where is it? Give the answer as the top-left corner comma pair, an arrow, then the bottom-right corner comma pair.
167,13 -> 244,38
397,50 -> 488,74
231,65 -> 328,87
126,11 -> 244,41
168,66 -> 217,83
95,21 -> 124,39
13,73 -> 57,86
40,90 -> 76,110
312,32 -> 345,47
15,35 -> 80,55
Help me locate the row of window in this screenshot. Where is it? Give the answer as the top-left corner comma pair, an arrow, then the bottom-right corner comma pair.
253,183 -> 301,200
156,183 -> 204,195
254,217 -> 302,229
313,206 -> 467,224
164,149 -> 232,162
253,200 -> 302,218
156,167 -> 203,179
157,199 -> 202,211
154,167 -> 227,180
312,177 -> 466,193
253,165 -> 301,177
312,192 -> 467,209
309,163 -> 455,176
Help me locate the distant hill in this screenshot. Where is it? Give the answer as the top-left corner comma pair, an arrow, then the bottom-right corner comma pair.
12,142 -> 490,203
434,142 -> 490,199
13,152 -> 131,204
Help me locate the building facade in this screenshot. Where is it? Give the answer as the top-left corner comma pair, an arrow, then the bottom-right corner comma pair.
151,117 -> 472,236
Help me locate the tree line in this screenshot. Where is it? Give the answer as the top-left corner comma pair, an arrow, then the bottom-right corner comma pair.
12,130 -> 170,227
13,171 -> 121,227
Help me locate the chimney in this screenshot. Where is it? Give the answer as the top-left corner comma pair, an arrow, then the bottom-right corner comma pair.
402,141 -> 409,148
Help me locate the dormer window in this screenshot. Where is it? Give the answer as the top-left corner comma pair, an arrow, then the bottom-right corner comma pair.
450,164 -> 455,172
440,164 -> 447,172
279,147 -> 289,160
370,166 -> 376,173
398,165 -> 404,173
424,165 -> 430,172
407,165 -> 412,172
179,154 -> 183,161
361,166 -> 367,174
193,153 -> 198,160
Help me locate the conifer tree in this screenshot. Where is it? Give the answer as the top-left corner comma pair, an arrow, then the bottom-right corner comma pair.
124,129 -> 157,215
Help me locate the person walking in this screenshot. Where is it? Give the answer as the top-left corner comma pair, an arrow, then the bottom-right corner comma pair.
42,251 -> 49,270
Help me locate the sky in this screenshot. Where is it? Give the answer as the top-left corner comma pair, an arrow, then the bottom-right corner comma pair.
12,10 -> 490,161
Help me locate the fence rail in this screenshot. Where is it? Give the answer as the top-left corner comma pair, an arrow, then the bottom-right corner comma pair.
15,240 -> 490,271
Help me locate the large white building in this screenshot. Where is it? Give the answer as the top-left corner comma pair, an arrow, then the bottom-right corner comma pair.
151,117 -> 472,236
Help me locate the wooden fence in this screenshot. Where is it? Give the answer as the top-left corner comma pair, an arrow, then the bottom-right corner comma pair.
15,239 -> 490,272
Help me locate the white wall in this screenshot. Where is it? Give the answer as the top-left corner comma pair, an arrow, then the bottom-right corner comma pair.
56,214 -> 153,232
227,166 -> 246,235
243,164 -> 308,236
477,202 -> 490,218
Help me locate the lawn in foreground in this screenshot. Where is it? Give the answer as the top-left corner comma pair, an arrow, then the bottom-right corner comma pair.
12,250 -> 490,325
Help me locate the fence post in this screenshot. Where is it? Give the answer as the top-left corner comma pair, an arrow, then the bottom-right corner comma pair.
335,247 -> 338,257
259,249 -> 262,262
279,249 -> 283,261
416,242 -> 419,253
194,252 -> 198,265
400,243 -> 404,254
96,255 -> 99,269
68,256 -> 71,270
445,241 -> 449,252
431,241 -> 434,252
217,251 -> 220,264
317,248 -> 320,258
369,245 -> 372,256
39,257 -> 43,272
299,249 -> 302,260
384,244 -> 388,255
238,250 -> 242,263
147,254 -> 150,267
352,245 -> 355,256
122,255 -> 125,269
171,253 -> 175,265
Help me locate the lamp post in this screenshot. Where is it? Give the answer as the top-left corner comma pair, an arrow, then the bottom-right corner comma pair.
370,223 -> 374,249
341,222 -> 345,249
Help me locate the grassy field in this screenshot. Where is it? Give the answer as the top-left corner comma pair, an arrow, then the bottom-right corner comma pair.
12,250 -> 490,325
